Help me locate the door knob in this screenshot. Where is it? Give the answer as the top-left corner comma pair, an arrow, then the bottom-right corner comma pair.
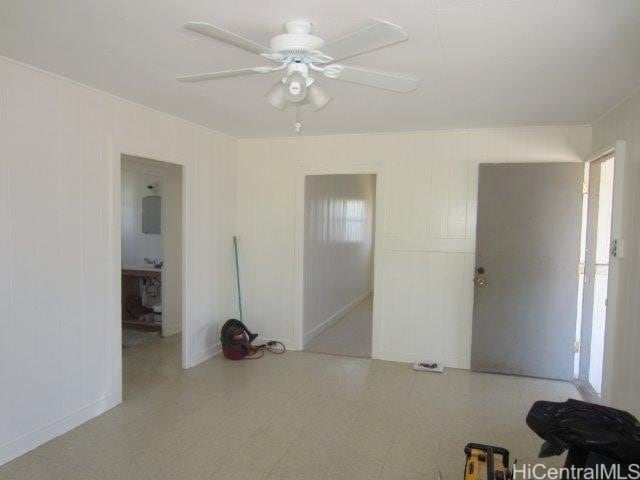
474,276 -> 487,286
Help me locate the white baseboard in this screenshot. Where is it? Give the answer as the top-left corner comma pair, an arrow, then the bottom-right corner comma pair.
373,350 -> 470,370
0,395 -> 119,467
190,342 -> 222,367
162,324 -> 181,338
278,339 -> 300,351
303,291 -> 371,346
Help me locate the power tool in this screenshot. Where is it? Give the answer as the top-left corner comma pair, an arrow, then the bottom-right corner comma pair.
464,443 -> 512,480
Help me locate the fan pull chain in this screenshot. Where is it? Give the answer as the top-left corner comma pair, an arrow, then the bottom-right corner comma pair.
294,106 -> 302,134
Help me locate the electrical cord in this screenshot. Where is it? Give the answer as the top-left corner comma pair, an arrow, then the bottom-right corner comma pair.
245,341 -> 286,359
257,340 -> 286,354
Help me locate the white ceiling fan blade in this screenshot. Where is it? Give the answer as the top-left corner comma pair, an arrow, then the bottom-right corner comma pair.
185,22 -> 271,55
177,67 -> 274,82
324,65 -> 420,93
321,19 -> 408,62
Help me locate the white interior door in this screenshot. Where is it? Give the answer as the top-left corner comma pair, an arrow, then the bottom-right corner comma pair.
579,156 -> 615,395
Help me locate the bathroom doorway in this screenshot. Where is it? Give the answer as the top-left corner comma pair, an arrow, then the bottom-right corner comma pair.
120,155 -> 183,360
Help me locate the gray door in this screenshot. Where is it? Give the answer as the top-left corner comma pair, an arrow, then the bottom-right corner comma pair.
471,163 -> 583,380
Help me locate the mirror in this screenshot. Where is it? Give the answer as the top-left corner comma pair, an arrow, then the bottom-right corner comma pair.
141,195 -> 161,234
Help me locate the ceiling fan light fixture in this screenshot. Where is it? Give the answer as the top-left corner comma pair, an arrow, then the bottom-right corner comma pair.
284,72 -> 308,102
266,81 -> 287,110
307,82 -> 332,111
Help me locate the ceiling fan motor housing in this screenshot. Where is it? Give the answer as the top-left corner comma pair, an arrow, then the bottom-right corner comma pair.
270,20 -> 324,55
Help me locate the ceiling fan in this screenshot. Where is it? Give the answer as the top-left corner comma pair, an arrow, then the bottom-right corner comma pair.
177,18 -> 420,111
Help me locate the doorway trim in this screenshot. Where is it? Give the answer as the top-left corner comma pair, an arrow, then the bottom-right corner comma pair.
109,138 -> 189,405
579,140 -> 626,405
293,164 -> 384,357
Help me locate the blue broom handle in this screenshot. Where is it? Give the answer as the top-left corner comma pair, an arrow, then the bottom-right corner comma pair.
233,236 -> 243,322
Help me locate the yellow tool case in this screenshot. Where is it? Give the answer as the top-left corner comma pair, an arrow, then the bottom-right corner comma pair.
464,443 -> 512,480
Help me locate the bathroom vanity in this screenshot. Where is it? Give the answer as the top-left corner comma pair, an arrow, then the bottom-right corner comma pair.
122,267 -> 162,332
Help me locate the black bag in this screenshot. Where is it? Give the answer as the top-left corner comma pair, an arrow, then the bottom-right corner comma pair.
527,399 -> 640,475
220,319 -> 258,360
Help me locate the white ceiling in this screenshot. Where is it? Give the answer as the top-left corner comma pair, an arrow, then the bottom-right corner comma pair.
1,0 -> 639,137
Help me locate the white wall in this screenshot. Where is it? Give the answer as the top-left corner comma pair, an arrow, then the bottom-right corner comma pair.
236,126 -> 592,364
121,163 -> 164,267
592,87 -> 640,416
0,56 -> 237,465
303,174 -> 375,344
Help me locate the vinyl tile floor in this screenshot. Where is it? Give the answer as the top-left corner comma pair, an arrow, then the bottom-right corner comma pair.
0,334 -> 582,479
305,295 -> 373,358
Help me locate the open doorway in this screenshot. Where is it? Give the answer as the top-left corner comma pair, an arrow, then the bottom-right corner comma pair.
120,155 -> 183,371
577,154 -> 615,397
302,174 -> 376,358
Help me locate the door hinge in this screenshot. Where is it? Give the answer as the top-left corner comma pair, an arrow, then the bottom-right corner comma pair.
578,263 -> 585,275
611,238 -> 624,258
574,341 -> 581,353
582,181 -> 589,194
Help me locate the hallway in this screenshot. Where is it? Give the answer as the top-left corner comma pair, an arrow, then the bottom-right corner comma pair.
305,295 -> 373,358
